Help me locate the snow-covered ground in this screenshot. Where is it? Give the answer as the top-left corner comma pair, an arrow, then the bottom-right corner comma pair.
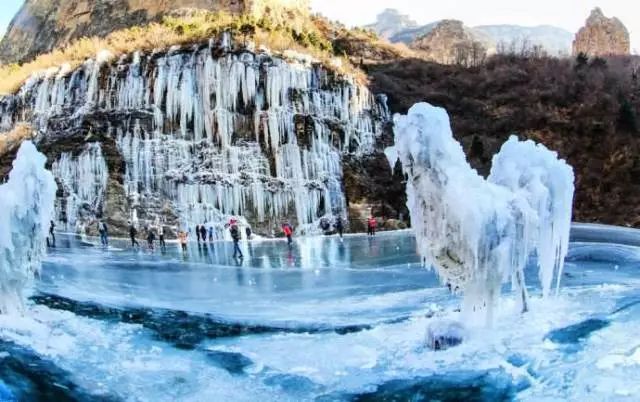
0,228 -> 639,401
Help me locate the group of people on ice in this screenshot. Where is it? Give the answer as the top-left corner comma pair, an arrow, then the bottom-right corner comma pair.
47,213 -> 380,257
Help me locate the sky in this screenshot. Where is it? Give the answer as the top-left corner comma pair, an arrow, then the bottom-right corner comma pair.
1,0 -> 638,52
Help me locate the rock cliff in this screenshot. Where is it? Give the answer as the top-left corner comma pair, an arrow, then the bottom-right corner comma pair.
411,20 -> 488,66
572,8 -> 630,57
0,0 -> 310,64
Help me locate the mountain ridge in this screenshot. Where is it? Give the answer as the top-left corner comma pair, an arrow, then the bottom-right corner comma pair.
366,8 -> 574,56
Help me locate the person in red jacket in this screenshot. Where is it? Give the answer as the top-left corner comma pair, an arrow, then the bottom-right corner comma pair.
282,222 -> 293,247
367,216 -> 377,237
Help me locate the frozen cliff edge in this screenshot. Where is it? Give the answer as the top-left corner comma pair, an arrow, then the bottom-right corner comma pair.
0,141 -> 57,314
386,103 -> 574,325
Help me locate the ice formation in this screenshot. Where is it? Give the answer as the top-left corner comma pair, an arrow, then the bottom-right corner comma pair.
0,141 -> 57,313
51,143 -> 109,232
0,37 -> 388,234
386,103 -> 574,324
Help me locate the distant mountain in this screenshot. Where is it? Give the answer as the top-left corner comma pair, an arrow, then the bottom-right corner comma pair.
474,25 -> 573,56
364,9 -> 573,57
364,9 -> 419,41
389,22 -> 438,44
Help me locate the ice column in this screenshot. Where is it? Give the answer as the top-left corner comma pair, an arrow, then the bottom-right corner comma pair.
0,141 -> 57,314
52,143 -> 109,231
386,103 -> 574,324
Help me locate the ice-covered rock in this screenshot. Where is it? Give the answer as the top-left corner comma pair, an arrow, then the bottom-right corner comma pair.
0,141 -> 57,314
386,103 -> 574,324
425,319 -> 465,350
1,40 -> 389,237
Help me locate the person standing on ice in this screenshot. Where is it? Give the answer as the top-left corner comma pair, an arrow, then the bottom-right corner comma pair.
367,216 -> 377,237
200,224 -> 208,245
208,226 -> 214,242
178,230 -> 188,252
158,225 -> 166,251
282,222 -> 293,248
335,216 -> 344,240
128,221 -> 139,248
48,220 -> 56,247
98,220 -> 108,247
229,219 -> 243,259
195,224 -> 202,244
146,228 -> 156,251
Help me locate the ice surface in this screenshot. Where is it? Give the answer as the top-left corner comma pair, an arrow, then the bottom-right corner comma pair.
386,103 -> 574,324
0,225 -> 638,400
0,141 -> 57,313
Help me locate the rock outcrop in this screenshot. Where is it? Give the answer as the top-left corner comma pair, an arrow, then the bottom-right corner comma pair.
411,20 -> 488,66
572,8 -> 630,57
0,0 -> 310,64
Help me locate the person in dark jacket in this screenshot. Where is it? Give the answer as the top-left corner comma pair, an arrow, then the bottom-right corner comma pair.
229,219 -> 243,258
335,216 -> 344,240
195,224 -> 202,244
200,224 -> 208,245
146,229 -> 156,250
49,220 -> 56,247
158,225 -> 166,251
98,220 -> 109,247
129,222 -> 139,247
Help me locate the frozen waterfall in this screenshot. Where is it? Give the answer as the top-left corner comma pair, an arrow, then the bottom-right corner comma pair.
0,36 -> 389,234
386,103 -> 574,325
0,141 -> 57,314
51,143 -> 109,232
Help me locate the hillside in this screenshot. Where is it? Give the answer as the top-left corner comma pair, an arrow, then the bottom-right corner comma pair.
366,54 -> 640,226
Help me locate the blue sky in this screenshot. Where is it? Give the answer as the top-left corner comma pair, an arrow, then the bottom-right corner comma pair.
1,0 -> 638,51
1,0 -> 22,36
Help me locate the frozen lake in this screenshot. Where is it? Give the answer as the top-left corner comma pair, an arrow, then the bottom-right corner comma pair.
1,226 -> 639,401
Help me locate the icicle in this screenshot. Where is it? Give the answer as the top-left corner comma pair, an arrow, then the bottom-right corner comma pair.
387,103 -> 574,325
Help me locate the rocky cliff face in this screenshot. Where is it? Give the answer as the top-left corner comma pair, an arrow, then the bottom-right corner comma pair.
572,8 -> 630,57
0,33 -> 390,237
411,20 -> 488,66
0,0 -> 310,64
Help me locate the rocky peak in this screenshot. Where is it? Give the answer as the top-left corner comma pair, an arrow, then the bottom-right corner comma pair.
365,8 -> 418,40
0,0 -> 310,65
572,7 -> 630,57
411,20 -> 488,66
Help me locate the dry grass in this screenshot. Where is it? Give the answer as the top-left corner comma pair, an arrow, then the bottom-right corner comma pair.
0,123 -> 34,156
0,10 -> 367,95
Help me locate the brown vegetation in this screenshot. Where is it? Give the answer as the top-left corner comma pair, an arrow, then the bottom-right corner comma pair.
0,10 -> 373,95
0,123 -> 34,157
367,53 -> 640,226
